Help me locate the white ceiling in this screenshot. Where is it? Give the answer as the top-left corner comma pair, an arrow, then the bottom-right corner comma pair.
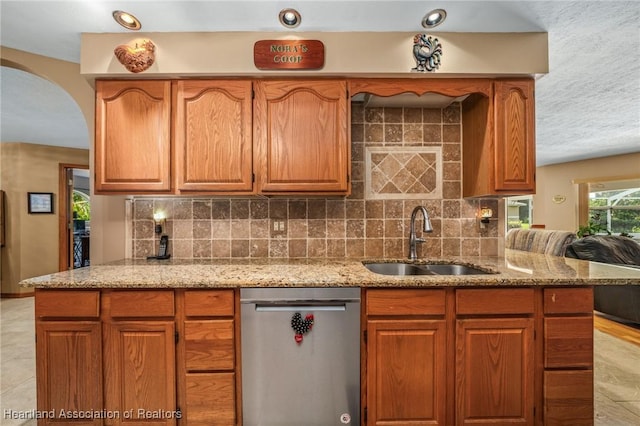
1,1 -> 639,166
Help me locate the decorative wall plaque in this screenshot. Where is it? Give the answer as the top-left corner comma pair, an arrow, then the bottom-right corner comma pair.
114,39 -> 156,73
254,40 -> 324,70
411,33 -> 442,72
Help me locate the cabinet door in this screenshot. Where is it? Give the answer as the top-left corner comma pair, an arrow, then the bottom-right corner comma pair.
36,321 -> 103,426
95,80 -> 171,193
254,80 -> 350,194
185,373 -> 236,426
494,80 -> 535,193
456,318 -> 534,426
104,321 -> 177,425
544,317 -> 593,368
174,80 -> 254,193
367,320 -> 446,425
544,370 -> 593,426
184,320 -> 235,371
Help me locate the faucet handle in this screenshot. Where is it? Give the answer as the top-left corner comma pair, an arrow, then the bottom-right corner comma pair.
415,237 -> 426,243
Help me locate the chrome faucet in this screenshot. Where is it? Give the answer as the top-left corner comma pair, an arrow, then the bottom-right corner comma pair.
408,206 -> 433,260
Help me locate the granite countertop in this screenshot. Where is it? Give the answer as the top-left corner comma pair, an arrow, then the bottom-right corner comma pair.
19,250 -> 640,289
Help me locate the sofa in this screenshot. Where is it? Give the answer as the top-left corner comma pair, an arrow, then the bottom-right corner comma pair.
565,235 -> 640,324
505,228 -> 577,256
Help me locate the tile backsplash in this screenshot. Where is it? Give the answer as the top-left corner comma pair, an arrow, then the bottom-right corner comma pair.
131,102 -> 500,259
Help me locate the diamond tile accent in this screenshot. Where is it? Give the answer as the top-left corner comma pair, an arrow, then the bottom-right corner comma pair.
365,147 -> 442,199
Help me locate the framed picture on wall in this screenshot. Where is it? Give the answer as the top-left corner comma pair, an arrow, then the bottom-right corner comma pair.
28,192 -> 54,214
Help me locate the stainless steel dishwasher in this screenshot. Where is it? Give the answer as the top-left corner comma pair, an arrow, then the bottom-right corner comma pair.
240,287 -> 361,426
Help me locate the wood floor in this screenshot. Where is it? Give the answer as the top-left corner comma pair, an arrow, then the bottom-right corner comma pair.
594,313 -> 640,347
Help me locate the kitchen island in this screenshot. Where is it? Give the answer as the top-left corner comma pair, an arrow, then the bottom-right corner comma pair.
21,251 -> 640,426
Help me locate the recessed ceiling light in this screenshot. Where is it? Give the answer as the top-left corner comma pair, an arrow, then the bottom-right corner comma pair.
422,8 -> 447,29
279,8 -> 301,28
112,10 -> 141,31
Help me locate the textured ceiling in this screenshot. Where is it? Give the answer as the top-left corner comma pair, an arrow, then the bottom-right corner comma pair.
0,1 -> 638,166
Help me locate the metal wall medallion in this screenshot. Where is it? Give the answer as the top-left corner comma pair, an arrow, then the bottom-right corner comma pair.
411,33 -> 442,72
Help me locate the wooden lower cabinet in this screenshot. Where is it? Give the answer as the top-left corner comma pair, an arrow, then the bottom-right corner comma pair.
36,287 -> 594,426
103,321 -> 177,425
179,289 -> 238,426
366,320 -> 446,425
35,290 -> 102,425
456,318 -> 534,425
364,287 -> 593,426
35,321 -> 103,426
544,370 -> 593,426
184,373 -> 236,426
35,289 -> 238,426
542,288 -> 594,426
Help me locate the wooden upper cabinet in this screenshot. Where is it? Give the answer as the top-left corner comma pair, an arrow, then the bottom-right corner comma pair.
254,80 -> 350,194
95,80 -> 171,193
173,80 -> 254,193
494,79 -> 536,193
462,78 -> 536,197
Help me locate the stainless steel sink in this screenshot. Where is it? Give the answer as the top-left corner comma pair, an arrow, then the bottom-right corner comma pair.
422,264 -> 491,275
363,262 -> 493,276
363,262 -> 436,276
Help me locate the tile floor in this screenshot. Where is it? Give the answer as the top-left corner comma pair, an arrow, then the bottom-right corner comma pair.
2,297 -> 640,425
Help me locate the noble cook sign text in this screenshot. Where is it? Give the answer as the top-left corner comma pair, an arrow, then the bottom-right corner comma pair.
254,40 -> 325,70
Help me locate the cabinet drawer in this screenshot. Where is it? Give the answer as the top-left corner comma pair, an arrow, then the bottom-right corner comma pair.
185,290 -> 234,317
366,289 -> 446,316
109,290 -> 174,317
544,317 -> 593,368
185,372 -> 236,425
35,290 -> 100,318
185,320 -> 235,371
544,288 -> 593,314
544,370 -> 593,425
456,288 -> 534,315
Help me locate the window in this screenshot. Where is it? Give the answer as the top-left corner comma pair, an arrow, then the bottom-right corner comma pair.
588,186 -> 640,237
506,195 -> 533,229
72,189 -> 90,221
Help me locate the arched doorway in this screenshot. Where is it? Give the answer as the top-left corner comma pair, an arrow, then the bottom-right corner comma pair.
0,64 -> 89,284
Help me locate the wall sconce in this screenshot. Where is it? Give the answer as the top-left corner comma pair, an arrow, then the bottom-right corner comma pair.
480,207 -> 493,224
153,212 -> 166,234
478,207 -> 494,229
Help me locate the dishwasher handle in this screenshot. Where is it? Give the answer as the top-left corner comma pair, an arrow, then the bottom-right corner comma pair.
254,301 -> 348,312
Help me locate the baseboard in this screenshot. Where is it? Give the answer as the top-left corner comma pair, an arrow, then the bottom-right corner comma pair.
594,312 -> 640,347
1,292 -> 34,298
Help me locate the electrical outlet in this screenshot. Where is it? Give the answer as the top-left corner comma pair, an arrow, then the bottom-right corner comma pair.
272,220 -> 287,232
273,220 -> 287,233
